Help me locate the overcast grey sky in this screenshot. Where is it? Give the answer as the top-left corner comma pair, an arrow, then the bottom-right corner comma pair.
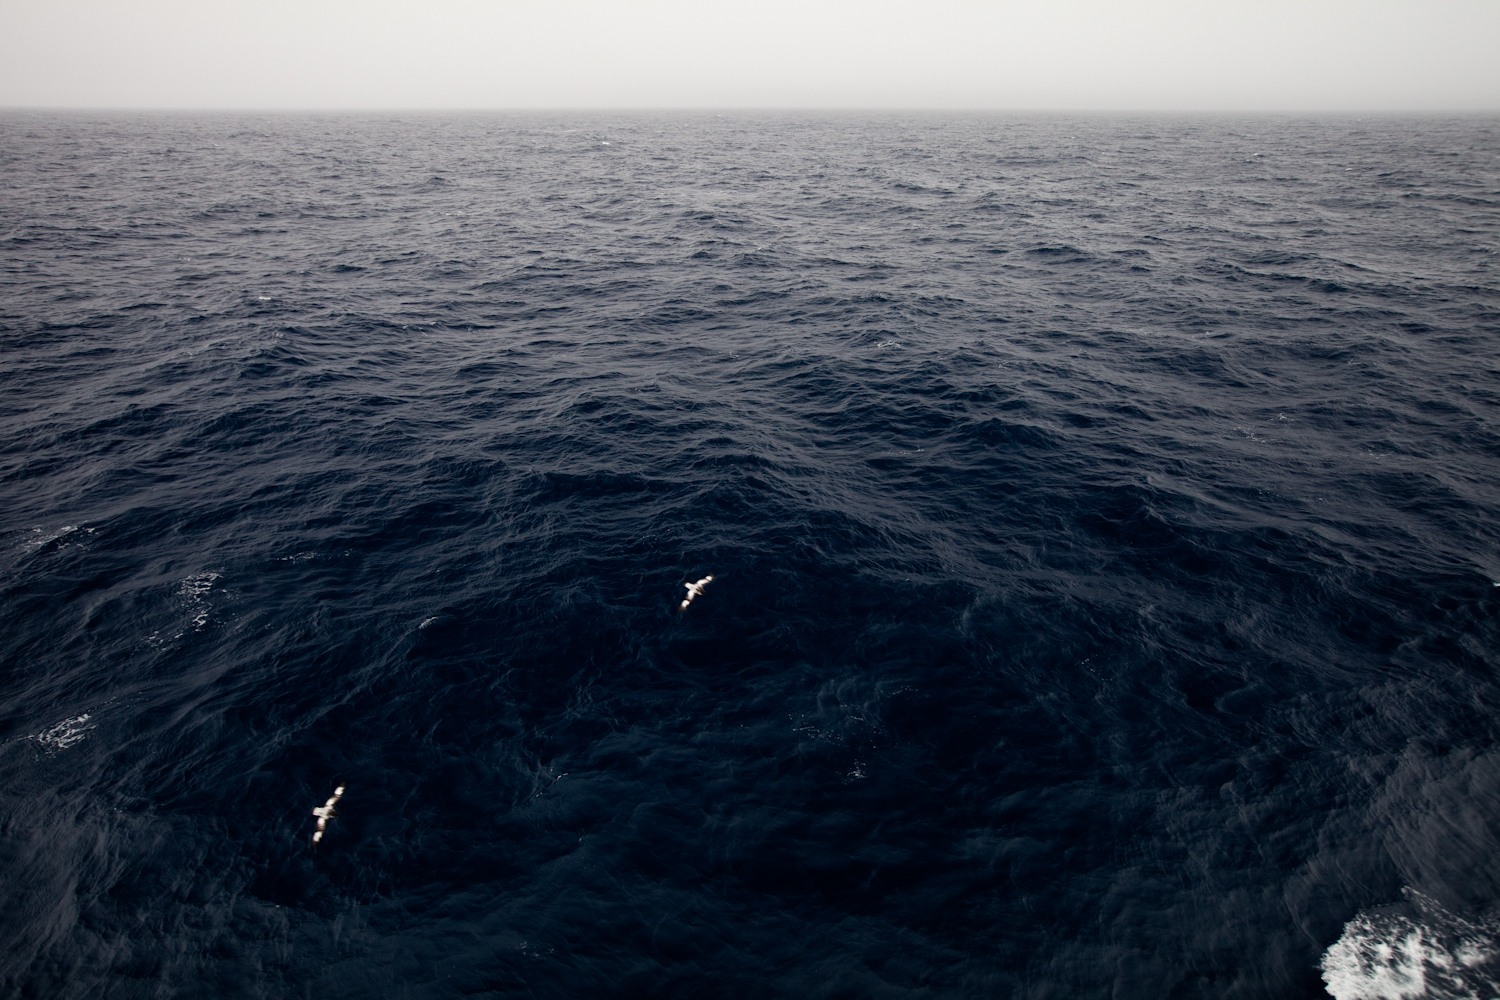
1,0 -> 1496,110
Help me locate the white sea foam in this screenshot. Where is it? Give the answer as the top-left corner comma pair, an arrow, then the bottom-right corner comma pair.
31,714 -> 94,750
23,524 -> 95,553
179,572 -> 220,599
147,572 -> 221,645
1322,890 -> 1499,1000
181,572 -> 220,630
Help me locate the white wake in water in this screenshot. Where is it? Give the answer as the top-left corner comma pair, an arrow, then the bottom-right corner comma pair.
1322,889 -> 1500,1000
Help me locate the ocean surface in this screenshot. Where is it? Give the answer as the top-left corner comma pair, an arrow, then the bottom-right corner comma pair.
2,110 -> 1499,1000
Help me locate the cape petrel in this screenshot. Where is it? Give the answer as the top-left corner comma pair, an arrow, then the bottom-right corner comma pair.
679,574 -> 714,611
311,785 -> 345,845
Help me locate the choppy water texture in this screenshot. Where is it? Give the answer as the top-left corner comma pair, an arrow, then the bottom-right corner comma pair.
2,111 -> 1499,999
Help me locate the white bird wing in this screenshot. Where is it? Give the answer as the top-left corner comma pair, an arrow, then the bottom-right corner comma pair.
677,574 -> 715,610
310,785 -> 346,844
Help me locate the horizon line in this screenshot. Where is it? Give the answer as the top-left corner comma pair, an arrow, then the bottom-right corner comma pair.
4,105 -> 1498,116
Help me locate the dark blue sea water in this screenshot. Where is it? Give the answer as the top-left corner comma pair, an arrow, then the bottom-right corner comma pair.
2,111 -> 1499,1000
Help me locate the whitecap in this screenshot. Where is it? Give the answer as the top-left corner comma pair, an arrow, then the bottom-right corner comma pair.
23,524 -> 93,553
146,572 -> 222,645
1322,889 -> 1499,1000
179,572 -> 220,599
31,714 -> 94,751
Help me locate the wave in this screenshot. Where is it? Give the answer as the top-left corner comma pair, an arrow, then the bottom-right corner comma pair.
1323,890 -> 1500,1000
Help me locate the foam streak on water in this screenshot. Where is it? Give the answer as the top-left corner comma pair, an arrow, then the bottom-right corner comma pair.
0,111 -> 1498,998
1323,890 -> 1500,1000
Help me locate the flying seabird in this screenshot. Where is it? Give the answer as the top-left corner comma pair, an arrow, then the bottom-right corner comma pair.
679,574 -> 714,611
311,785 -> 345,845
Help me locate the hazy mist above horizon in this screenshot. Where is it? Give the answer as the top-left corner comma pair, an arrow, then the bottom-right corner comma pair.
1,0 -> 1497,111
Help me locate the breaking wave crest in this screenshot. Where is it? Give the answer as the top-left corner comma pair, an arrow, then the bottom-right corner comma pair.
1323,890 -> 1500,1000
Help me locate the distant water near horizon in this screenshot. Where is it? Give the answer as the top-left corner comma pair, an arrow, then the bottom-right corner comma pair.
2,110 -> 1499,999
